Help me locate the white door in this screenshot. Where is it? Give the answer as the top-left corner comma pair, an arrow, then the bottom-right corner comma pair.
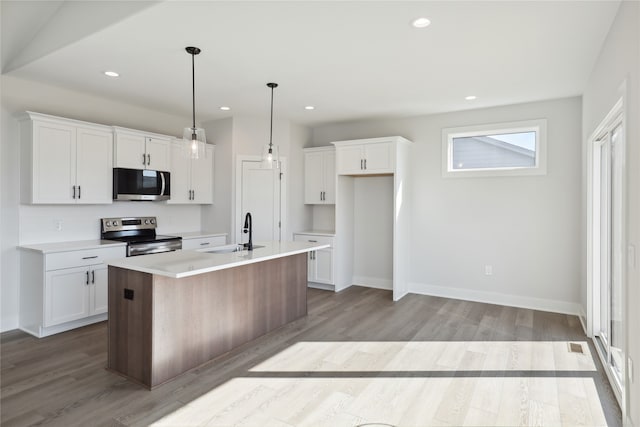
364,142 -> 393,173
167,142 -> 191,204
239,159 -> 281,244
337,146 -> 364,174
114,133 -> 146,169
90,265 -> 109,315
145,137 -> 171,171
304,152 -> 324,204
45,267 -> 90,327
323,151 -> 336,204
76,126 -> 113,204
191,145 -> 214,204
32,121 -> 76,203
314,248 -> 334,284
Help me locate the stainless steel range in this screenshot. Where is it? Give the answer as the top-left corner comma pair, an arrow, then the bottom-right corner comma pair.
100,216 -> 181,257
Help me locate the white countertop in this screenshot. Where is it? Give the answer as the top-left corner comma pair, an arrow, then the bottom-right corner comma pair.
173,231 -> 227,239
293,230 -> 336,236
106,241 -> 329,279
18,239 -> 126,254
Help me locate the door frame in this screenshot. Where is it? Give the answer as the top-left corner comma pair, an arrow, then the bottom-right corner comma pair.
586,94 -> 626,407
233,155 -> 287,244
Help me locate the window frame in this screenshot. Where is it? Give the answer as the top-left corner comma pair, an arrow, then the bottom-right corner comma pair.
441,119 -> 547,178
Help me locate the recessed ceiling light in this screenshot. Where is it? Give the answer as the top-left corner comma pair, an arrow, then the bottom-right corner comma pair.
465,95 -> 477,100
104,71 -> 119,77
220,106 -> 231,111
412,17 -> 431,28
304,106 -> 315,110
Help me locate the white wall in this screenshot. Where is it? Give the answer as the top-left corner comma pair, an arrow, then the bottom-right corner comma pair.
353,176 -> 393,289
312,96 -> 583,314
582,1 -> 639,424
0,75 -> 202,332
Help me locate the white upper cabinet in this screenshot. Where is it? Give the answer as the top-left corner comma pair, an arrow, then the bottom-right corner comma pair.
304,147 -> 335,204
168,141 -> 214,204
333,137 -> 399,175
113,127 -> 171,171
19,112 -> 113,204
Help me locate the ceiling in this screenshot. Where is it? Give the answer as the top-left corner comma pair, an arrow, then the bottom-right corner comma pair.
1,1 -> 620,127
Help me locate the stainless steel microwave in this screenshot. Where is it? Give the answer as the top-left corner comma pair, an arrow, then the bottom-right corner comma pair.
112,168 -> 170,201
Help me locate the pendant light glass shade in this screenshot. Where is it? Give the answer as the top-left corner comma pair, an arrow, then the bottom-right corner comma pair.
261,82 -> 279,169
183,46 -> 206,159
183,126 -> 206,159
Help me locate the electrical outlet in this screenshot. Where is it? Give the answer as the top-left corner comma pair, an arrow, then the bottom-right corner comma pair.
484,265 -> 493,276
55,220 -> 63,231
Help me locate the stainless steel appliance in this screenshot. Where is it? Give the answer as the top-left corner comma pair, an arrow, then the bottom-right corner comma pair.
100,216 -> 181,256
112,168 -> 170,201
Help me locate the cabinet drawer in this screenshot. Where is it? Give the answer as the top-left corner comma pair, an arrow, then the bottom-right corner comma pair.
45,246 -> 126,271
182,236 -> 226,250
293,234 -> 334,248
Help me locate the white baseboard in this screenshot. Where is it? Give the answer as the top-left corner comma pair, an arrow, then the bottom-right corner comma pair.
579,305 -> 588,335
409,282 -> 581,316
308,282 -> 334,291
353,276 -> 392,290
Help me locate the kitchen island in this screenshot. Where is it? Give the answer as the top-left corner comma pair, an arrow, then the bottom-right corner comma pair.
106,241 -> 328,389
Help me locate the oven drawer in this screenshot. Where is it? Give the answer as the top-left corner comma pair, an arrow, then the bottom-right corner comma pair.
46,246 -> 126,271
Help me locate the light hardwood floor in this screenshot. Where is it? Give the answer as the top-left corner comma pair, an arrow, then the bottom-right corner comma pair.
1,287 -> 621,426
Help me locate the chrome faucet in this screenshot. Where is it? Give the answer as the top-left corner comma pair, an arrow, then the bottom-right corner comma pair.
243,212 -> 253,251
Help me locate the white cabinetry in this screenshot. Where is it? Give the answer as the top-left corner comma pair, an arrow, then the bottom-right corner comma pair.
113,127 -> 171,171
19,112 -> 113,204
168,141 -> 214,204
19,243 -> 126,338
304,147 -> 335,204
181,234 -> 226,250
334,138 -> 394,175
293,233 -> 335,289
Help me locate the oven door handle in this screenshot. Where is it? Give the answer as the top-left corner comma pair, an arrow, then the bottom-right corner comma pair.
159,172 -> 166,196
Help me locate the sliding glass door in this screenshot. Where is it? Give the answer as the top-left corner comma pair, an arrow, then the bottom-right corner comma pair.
593,113 -> 624,394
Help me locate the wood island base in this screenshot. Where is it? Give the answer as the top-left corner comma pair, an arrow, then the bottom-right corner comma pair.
107,253 -> 307,389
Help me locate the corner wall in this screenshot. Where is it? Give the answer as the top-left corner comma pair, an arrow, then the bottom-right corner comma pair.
312,96 -> 583,315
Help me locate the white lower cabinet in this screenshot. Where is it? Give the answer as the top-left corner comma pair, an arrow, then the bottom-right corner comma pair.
293,233 -> 335,289
20,244 -> 125,337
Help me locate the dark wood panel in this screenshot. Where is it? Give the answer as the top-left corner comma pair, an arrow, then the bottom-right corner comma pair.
109,253 -> 308,388
107,266 -> 152,386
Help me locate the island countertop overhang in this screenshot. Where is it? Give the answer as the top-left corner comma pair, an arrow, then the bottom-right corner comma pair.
106,240 -> 329,279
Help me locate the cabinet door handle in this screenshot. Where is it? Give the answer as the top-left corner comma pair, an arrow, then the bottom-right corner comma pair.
192,190 -> 195,200
91,270 -> 95,284
308,239 -> 318,242
364,159 -> 367,170
360,159 -> 363,170
86,271 -> 90,285
78,185 -> 81,199
82,255 -> 98,260
147,154 -> 151,165
142,153 -> 146,165
200,242 -> 210,246
72,185 -> 75,199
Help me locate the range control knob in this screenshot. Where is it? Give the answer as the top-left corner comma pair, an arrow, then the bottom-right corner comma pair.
150,219 -> 155,224
144,219 -> 150,225
112,220 -> 118,226
105,221 -> 111,227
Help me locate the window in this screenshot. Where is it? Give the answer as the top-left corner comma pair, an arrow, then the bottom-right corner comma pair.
442,119 -> 547,177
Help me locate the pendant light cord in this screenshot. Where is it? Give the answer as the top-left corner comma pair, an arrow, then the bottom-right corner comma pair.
269,85 -> 274,151
191,52 -> 196,132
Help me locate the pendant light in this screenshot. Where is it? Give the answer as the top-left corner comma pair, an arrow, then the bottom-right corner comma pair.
261,82 -> 279,169
183,46 -> 205,159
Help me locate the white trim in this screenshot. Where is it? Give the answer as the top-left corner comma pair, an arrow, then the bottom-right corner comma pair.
352,276 -> 393,290
579,305 -> 588,336
409,282 -> 581,316
442,119 -> 547,178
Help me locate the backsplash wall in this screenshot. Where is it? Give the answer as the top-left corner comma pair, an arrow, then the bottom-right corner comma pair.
19,203 -> 201,244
